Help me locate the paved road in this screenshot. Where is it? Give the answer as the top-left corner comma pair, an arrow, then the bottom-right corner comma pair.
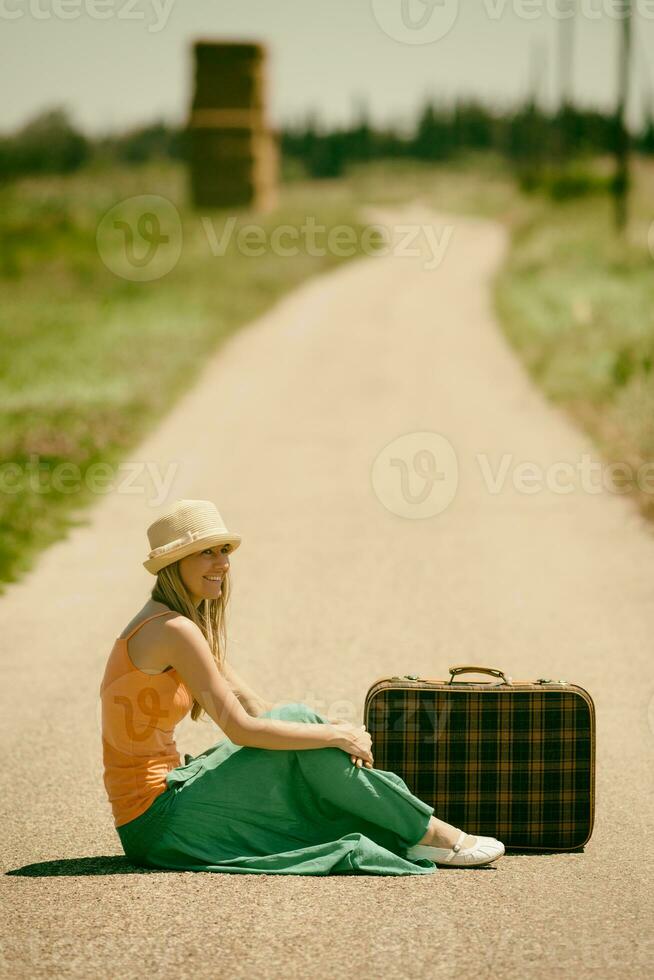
2,204 -> 652,979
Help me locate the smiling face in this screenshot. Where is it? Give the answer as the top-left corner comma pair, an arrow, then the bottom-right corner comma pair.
178,542 -> 233,606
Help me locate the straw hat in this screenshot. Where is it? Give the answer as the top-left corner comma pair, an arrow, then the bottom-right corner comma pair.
143,499 -> 242,575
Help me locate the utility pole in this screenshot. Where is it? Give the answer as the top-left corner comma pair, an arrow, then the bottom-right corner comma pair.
557,0 -> 576,110
559,0 -> 576,163
613,0 -> 633,232
528,36 -> 546,110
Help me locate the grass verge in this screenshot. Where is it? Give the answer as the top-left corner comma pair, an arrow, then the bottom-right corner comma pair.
0,160 -> 383,589
493,156 -> 654,520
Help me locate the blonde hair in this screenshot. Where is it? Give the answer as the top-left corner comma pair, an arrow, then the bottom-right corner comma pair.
150,558 -> 231,722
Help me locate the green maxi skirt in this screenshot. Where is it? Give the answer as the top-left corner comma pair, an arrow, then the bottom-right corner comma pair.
116,702 -> 438,876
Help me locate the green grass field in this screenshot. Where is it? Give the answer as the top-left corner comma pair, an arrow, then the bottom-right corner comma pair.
493,156 -> 654,519
1,155 -> 653,590
0,161 -> 383,588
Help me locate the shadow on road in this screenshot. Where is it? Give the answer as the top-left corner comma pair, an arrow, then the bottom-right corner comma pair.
5,846 -> 586,878
5,856 -> 157,877
504,846 -> 586,855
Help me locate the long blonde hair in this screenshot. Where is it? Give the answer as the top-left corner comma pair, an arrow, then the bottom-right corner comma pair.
150,559 -> 231,722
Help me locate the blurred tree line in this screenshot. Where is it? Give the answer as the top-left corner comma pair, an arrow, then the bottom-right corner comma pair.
0,108 -> 186,179
1,99 -> 653,191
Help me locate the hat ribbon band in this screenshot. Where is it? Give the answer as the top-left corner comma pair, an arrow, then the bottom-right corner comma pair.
148,528 -> 223,559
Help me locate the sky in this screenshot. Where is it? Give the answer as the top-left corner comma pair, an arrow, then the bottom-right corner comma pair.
1,0 -> 653,136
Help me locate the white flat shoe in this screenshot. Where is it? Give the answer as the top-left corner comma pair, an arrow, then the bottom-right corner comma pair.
406,829 -> 505,867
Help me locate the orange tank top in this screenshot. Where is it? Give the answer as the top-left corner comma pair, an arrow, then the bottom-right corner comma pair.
99,610 -> 194,828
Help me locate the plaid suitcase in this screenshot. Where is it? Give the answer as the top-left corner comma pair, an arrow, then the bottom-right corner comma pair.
363,664 -> 595,851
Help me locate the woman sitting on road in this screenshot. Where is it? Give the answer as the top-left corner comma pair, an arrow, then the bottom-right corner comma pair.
99,498 -> 505,874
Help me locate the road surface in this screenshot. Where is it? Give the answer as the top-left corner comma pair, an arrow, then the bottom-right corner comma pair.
2,203 -> 652,979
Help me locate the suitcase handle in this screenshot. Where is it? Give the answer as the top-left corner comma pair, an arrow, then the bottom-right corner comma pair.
448,665 -> 513,685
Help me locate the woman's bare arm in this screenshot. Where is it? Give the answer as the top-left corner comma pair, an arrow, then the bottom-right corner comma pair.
221,660 -> 273,716
162,618 -> 342,751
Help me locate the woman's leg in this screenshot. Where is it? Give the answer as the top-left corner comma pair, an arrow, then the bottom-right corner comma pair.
142,701 -> 472,872
417,816 -> 478,849
282,702 -> 479,851
271,703 -> 435,851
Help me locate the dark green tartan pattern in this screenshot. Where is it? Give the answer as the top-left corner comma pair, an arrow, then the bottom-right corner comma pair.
364,682 -> 595,850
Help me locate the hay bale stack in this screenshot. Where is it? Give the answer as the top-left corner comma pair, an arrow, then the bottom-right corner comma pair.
187,40 -> 278,211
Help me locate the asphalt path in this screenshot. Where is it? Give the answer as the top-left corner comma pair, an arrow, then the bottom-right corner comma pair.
2,203 -> 652,979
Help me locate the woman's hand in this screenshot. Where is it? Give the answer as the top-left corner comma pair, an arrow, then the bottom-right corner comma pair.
327,719 -> 374,769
